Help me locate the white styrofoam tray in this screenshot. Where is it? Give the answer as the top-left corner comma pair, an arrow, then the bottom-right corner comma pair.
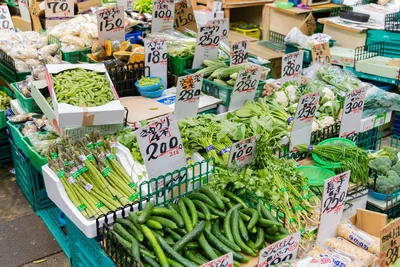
42,143 -> 148,238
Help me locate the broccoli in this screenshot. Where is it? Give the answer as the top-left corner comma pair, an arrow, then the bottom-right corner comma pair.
375,175 -> 397,194
387,170 -> 400,185
391,161 -> 400,177
368,157 -> 392,174
369,146 -> 399,165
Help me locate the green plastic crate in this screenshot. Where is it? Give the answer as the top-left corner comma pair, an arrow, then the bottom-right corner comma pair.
168,55 -> 194,76
0,138 -> 12,167
12,82 -> 42,113
23,136 -> 48,172
7,121 -> 29,156
285,39 -> 336,63
62,48 -> 91,64
0,86 -> 13,129
183,68 -> 266,107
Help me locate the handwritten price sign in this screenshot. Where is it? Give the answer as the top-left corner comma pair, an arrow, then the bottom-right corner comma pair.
281,51 -> 303,84
381,218 -> 400,267
45,0 -> 73,20
228,136 -> 257,169
193,19 -> 228,68
311,42 -> 331,64
258,232 -> 301,267
144,38 -> 168,88
316,171 -> 349,244
230,40 -> 249,66
0,5 -> 14,30
175,73 -> 203,120
96,6 -> 125,44
174,0 -> 196,32
339,87 -> 366,140
201,253 -> 234,267
152,0 -> 174,32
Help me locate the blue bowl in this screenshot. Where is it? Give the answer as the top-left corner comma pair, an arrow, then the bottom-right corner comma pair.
135,76 -> 163,92
139,85 -> 165,98
369,188 -> 400,200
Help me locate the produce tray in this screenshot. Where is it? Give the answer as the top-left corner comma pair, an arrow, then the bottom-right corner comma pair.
11,83 -> 42,113
231,27 -> 260,39
346,66 -> 400,86
0,86 -> 13,129
285,39 -> 336,63
168,55 -> 194,76
367,30 -> 400,59
183,68 -> 265,107
22,136 -> 48,172
7,121 -> 29,156
62,48 -> 91,64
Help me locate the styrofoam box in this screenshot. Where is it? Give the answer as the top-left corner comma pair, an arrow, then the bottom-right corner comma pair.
42,143 -> 148,238
45,64 -> 125,128
353,4 -> 396,25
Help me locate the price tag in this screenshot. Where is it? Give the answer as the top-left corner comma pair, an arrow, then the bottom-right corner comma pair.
230,40 -> 248,66
316,171 -> 350,245
19,0 -> 31,23
175,73 -> 203,120
96,6 -> 125,45
193,19 -> 228,68
228,136 -> 257,169
380,218 -> 400,267
299,13 -> 316,36
258,232 -> 301,267
0,5 -> 14,30
228,64 -> 262,111
174,0 -> 197,33
144,38 -> 168,88
201,252 -> 234,267
311,42 -> 331,64
212,0 -> 222,17
45,0 -> 74,22
339,87 -> 366,139
281,51 -> 303,84
117,0 -> 131,11
152,0 -> 174,33
136,114 -> 186,190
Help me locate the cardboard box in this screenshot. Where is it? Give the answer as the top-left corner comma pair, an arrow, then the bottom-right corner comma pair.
356,56 -> 400,80
349,208 -> 387,239
45,64 -> 125,128
12,15 -> 32,31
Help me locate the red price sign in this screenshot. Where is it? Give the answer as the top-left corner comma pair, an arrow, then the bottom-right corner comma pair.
230,40 -> 248,66
339,87 -> 366,139
201,253 -> 234,267
258,233 -> 301,267
152,0 -> 174,32
96,6 -> 125,44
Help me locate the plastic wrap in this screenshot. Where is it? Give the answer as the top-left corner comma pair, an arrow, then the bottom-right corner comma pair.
147,30 -> 196,57
275,256 -> 334,266
284,27 -> 310,48
308,245 -> 364,267
363,84 -> 400,117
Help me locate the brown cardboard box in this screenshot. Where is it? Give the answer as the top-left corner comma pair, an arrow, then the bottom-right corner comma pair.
349,208 -> 387,238
11,15 -> 32,31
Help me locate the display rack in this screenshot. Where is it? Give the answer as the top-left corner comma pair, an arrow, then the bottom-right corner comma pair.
384,12 -> 400,32
257,31 -> 286,53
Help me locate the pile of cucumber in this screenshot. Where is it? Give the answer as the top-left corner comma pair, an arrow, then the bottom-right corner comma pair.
107,186 -> 289,267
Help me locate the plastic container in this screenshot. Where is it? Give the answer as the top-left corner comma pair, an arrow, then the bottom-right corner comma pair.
285,39 -> 336,63
297,166 -> 336,191
0,86 -> 13,129
275,2 -> 294,9
168,55 -> 194,76
369,189 -> 400,200
138,85 -> 165,98
6,121 -> 29,156
62,48 -> 91,64
11,83 -> 42,113
312,138 -> 356,169
125,30 -> 142,44
135,76 -> 163,91
22,136 -> 48,172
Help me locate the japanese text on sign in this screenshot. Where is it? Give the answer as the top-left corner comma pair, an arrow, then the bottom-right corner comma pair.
175,73 -> 203,120
45,0 -> 74,19
174,0 -> 197,32
0,5 -> 14,30
144,38 -> 168,88
228,136 -> 257,169
201,252 -> 234,267
230,40 -> 249,66
380,219 -> 400,267
292,91 -> 320,132
281,51 -> 303,84
339,87 -> 366,139
152,0 -> 174,32
311,42 -> 331,64
258,232 -> 301,267
96,6 -> 125,44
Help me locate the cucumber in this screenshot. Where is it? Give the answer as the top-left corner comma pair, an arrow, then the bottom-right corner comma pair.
168,258 -> 184,267
153,229 -> 164,236
254,227 -> 265,249
131,235 -> 143,265
204,229 -> 249,263
152,207 -> 184,228
199,186 -> 225,210
140,225 -> 170,267
226,202 -> 234,209
172,220 -> 205,252
184,250 -> 208,265
178,199 -> 192,232
156,235 -> 198,267
141,248 -> 156,259
186,242 -> 199,250
187,192 -> 216,207
113,223 -> 135,243
149,216 -> 178,229
174,227 -> 187,236
231,209 -> 257,256
259,202 -> 278,221
239,212 -> 251,222
163,235 -> 175,245
224,204 -> 242,243
224,191 -> 248,208
248,239 -> 257,252
197,211 -> 218,220
167,203 -> 180,213
198,233 -> 218,260
182,197 -> 198,226
192,200 -> 211,220
146,219 -> 163,230
116,218 -> 144,242
138,202 -> 154,224
249,226 -> 257,234
211,219 -> 241,252
266,225 -> 278,236
258,218 -> 282,228
265,233 -> 288,243
241,208 -> 259,230
143,255 -> 161,267
278,226 -> 289,235
205,220 -> 212,231
164,227 -> 181,241
220,196 -> 230,203
238,215 -> 249,242
112,231 -> 133,250
205,203 -> 226,218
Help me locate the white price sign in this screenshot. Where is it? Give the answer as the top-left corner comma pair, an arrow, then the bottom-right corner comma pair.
45,0 -> 74,20
192,19 -> 228,68
339,87 -> 366,140
228,136 -> 257,169
152,0 -> 174,33
228,64 -> 262,111
175,73 -> 203,120
316,171 -> 350,245
96,6 -> 125,44
212,0 -> 222,16
19,0 -> 31,22
201,252 -> 233,267
230,40 -> 249,66
144,38 -> 168,88
258,232 -> 301,267
117,0 -> 131,11
0,5 -> 14,30
281,51 -> 303,84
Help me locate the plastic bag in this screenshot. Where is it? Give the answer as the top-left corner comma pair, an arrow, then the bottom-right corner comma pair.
308,245 -> 364,267
363,84 -> 400,117
22,121 -> 38,136
337,222 -> 380,255
275,256 -> 334,267
284,27 -> 310,49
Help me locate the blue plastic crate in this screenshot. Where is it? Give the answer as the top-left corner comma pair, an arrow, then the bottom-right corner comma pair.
66,217 -> 116,267
125,30 -> 142,44
37,206 -> 71,263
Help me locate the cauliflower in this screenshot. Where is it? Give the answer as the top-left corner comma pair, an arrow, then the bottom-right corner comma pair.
312,120 -> 319,131
320,87 -> 335,105
274,91 -> 289,107
288,103 -> 298,114
317,116 -> 335,129
285,85 -> 297,102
